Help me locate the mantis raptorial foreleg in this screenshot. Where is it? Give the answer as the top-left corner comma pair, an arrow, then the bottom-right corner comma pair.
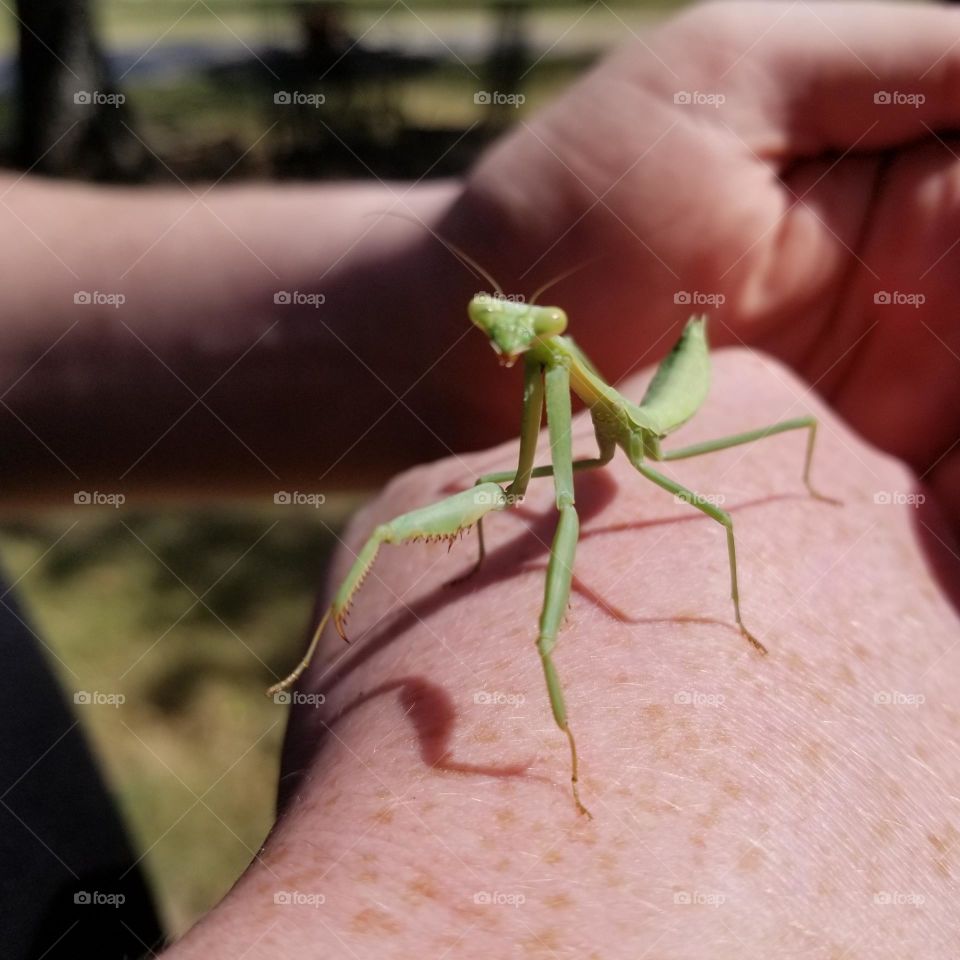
445,358 -> 543,588
657,416 -> 837,503
451,357 -> 614,586
536,363 -> 592,817
267,481 -> 510,697
632,460 -> 766,655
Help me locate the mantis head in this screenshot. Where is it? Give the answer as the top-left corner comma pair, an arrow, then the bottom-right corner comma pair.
468,294 -> 568,367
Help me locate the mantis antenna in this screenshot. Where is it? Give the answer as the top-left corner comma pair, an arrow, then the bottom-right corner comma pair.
528,256 -> 603,305
367,209 -> 503,295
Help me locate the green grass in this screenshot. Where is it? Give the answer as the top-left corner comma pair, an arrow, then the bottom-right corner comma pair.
0,498 -> 364,935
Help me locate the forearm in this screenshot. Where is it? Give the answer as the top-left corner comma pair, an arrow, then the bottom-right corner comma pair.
161,351 -> 960,958
0,176 -> 515,500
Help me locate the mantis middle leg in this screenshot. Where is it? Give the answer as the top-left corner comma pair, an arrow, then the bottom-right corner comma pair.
657,416 -> 836,503
631,456 -> 768,656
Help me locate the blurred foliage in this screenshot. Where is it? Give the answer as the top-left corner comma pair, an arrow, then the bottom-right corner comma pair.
0,499 -> 362,934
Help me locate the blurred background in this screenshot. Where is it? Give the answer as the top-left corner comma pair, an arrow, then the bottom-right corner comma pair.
0,0 -> 681,939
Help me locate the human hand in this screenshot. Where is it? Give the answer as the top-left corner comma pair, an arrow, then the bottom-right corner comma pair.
440,1 -> 960,535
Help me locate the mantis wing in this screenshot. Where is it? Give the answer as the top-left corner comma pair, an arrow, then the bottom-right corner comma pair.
631,314 -> 711,436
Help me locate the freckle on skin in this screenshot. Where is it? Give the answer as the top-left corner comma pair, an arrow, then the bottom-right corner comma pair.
722,779 -> 742,800
497,807 -> 517,827
454,903 -> 501,929
852,642 -> 871,662
543,849 -> 564,865
834,661 -> 856,687
927,826 -> 958,879
597,851 -> 618,874
471,723 -> 501,745
872,820 -> 894,843
351,908 -> 403,935
697,807 -> 720,830
803,741 -> 825,769
522,929 -> 562,956
372,806 -> 394,825
644,704 -> 667,732
785,650 -> 805,672
407,874 -> 441,902
544,892 -> 574,910
739,844 -> 764,872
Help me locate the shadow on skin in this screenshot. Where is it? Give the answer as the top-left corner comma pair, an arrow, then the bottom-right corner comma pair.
910,481 -> 960,613
278,470 -> 818,796
277,675 -> 542,812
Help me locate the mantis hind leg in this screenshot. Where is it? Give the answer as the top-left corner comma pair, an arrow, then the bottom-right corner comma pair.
632,459 -> 768,656
267,481 -> 510,698
658,416 -> 838,504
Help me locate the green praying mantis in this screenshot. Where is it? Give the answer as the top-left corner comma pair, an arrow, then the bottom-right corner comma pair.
268,279 -> 835,818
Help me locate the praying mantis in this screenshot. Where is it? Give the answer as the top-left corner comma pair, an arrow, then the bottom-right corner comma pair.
268,287 -> 835,818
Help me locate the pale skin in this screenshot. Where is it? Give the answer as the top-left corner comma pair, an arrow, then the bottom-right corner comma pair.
267,307 -> 836,817
164,350 -> 960,959
0,0 -> 956,955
